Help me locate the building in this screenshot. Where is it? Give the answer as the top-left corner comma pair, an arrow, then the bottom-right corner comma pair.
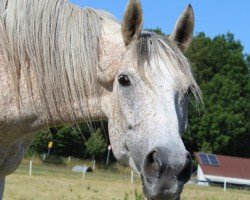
195,152 -> 250,188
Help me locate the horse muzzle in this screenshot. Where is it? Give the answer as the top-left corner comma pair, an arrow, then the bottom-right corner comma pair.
140,147 -> 192,200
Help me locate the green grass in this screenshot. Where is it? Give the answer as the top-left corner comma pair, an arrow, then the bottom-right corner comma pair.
3,159 -> 250,200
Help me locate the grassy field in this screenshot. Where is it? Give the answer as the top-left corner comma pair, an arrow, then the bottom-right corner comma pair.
3,159 -> 250,200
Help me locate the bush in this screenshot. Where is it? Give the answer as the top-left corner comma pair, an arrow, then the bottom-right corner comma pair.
42,155 -> 66,166
85,128 -> 107,159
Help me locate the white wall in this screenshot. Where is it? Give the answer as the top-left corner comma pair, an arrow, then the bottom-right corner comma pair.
197,165 -> 209,185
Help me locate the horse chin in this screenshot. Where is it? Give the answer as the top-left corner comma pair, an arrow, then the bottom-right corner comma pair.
141,174 -> 183,200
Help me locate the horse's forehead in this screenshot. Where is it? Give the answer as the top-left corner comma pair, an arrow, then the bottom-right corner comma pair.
100,23 -> 190,90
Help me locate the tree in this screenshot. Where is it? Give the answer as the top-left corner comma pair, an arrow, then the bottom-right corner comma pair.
85,128 -> 107,159
29,121 -> 109,159
247,54 -> 250,70
29,126 -> 87,157
146,27 -> 165,36
184,33 -> 250,157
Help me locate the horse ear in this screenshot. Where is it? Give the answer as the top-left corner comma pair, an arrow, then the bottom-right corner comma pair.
169,5 -> 194,52
122,0 -> 143,46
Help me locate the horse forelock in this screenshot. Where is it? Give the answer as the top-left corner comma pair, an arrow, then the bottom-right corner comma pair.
131,31 -> 202,104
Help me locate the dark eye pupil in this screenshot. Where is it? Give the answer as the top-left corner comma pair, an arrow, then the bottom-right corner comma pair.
118,75 -> 130,86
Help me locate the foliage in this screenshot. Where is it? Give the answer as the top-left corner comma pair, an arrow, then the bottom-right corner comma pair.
146,27 -> 165,36
247,54 -> 250,71
29,125 -> 86,158
85,128 -> 107,159
42,155 -> 66,166
184,32 -> 250,157
29,122 -> 109,160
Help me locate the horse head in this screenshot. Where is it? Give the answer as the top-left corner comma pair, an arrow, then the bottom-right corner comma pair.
99,0 -> 200,199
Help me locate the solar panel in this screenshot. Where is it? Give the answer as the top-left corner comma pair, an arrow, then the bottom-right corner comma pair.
208,154 -> 219,166
198,153 -> 220,166
199,153 -> 210,165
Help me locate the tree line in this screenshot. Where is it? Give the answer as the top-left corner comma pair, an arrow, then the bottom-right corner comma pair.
29,31 -> 250,160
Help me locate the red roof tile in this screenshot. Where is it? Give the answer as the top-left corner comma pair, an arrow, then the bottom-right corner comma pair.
195,153 -> 250,180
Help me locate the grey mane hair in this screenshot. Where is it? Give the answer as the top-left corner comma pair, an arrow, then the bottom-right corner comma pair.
0,0 -> 116,122
132,31 -> 202,102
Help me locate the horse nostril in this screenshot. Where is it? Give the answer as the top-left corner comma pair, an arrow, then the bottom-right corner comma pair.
178,152 -> 192,184
148,150 -> 160,165
143,150 -> 161,179
143,148 -> 169,180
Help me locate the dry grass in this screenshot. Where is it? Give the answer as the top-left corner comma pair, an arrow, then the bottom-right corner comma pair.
181,185 -> 250,200
4,162 -> 142,200
3,161 -> 250,200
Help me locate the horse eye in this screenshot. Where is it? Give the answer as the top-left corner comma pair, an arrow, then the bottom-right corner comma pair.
118,75 -> 131,86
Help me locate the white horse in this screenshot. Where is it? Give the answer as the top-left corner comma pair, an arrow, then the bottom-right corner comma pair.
0,0 -> 201,199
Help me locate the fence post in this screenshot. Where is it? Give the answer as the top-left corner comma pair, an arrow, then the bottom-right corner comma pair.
29,160 -> 33,176
91,160 -> 95,170
224,180 -> 227,191
106,145 -> 112,165
131,170 -> 134,184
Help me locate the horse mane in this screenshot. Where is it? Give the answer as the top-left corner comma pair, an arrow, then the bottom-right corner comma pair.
133,31 -> 202,102
0,0 -> 117,122
0,0 -> 201,125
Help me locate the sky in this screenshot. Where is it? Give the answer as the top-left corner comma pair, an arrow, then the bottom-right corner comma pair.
70,0 -> 249,54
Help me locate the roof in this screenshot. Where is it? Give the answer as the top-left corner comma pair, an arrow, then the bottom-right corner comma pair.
195,152 -> 250,180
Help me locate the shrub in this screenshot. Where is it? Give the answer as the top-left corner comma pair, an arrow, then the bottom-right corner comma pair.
42,155 -> 66,166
